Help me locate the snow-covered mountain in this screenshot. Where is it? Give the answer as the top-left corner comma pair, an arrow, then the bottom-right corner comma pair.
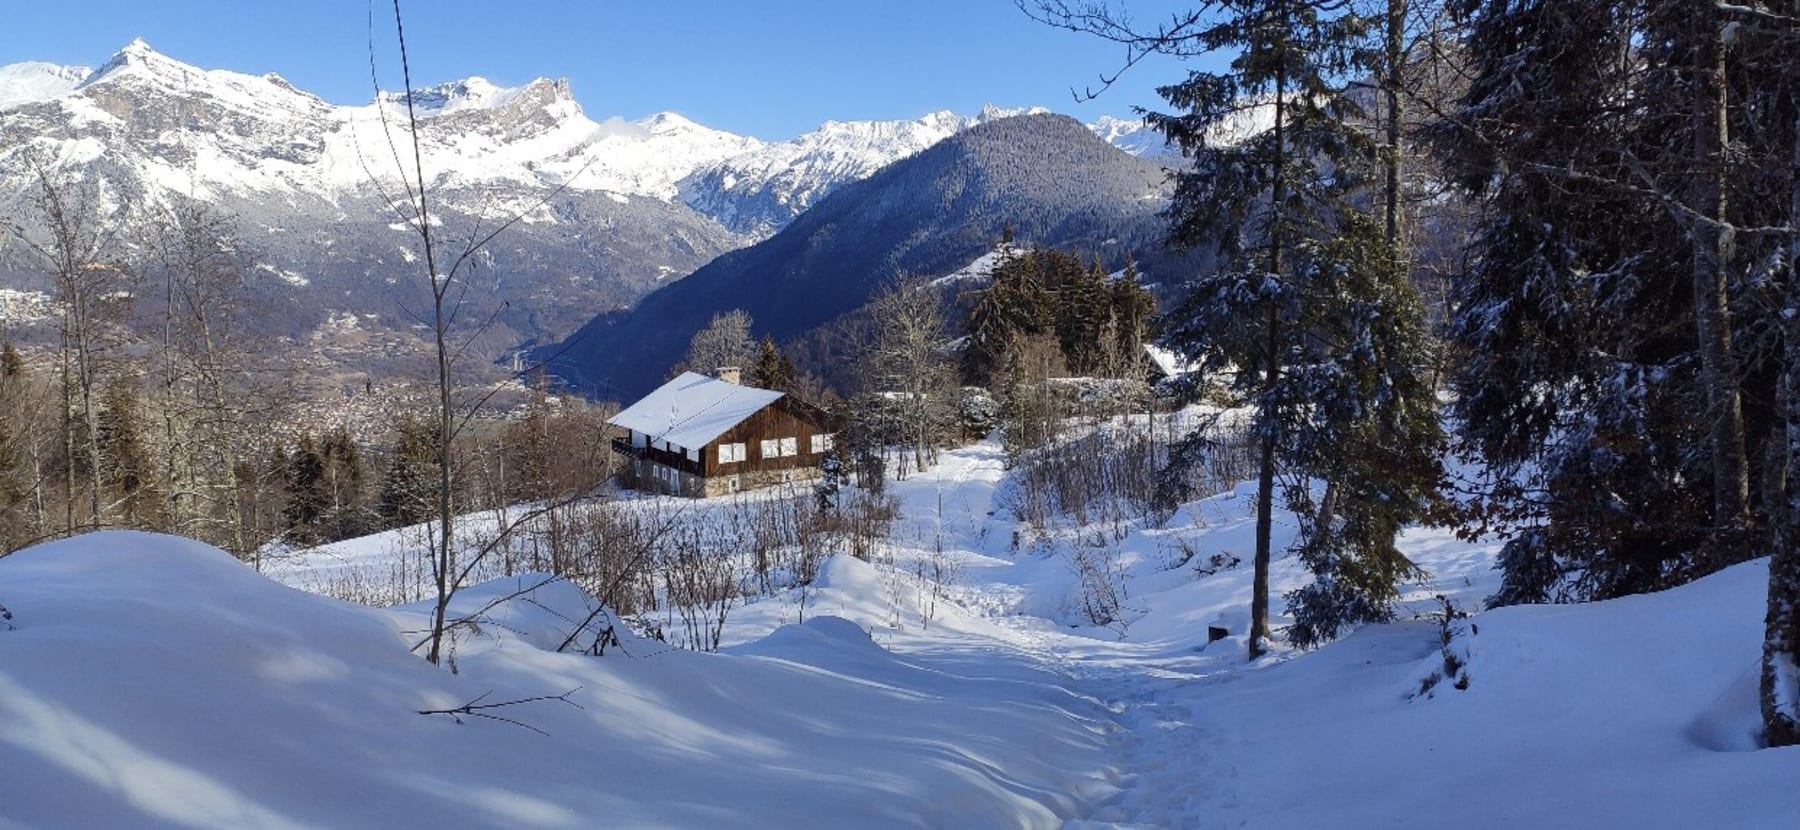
0,60 -> 90,109
679,105 -> 1051,237
1089,114 -> 1177,159
0,40 -> 1171,382
0,42 -> 1160,234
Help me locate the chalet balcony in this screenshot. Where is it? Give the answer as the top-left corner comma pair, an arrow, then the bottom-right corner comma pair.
612,436 -> 703,477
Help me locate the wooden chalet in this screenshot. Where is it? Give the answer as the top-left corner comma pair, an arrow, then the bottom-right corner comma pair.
607,369 -> 837,498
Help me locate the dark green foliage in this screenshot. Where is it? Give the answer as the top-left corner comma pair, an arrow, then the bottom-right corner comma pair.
995,333 -> 1067,456
283,435 -> 327,543
1282,218 -> 1445,648
751,335 -> 798,393
318,427 -> 368,542
1431,0 -> 1800,607
0,343 -> 22,379
279,429 -> 369,546
814,450 -> 844,511
960,245 -> 1157,388
1150,0 -> 1441,654
956,386 -> 1000,441
379,416 -> 440,528
97,379 -> 159,529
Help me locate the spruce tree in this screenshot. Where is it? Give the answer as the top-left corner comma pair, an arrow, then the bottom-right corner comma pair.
1149,0 -> 1440,658
1430,0 -> 1800,605
751,335 -> 797,393
97,379 -> 160,530
319,427 -> 367,542
283,435 -> 328,544
379,417 -> 439,528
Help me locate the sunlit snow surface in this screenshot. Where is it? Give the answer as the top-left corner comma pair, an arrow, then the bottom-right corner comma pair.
4,433 -> 1800,828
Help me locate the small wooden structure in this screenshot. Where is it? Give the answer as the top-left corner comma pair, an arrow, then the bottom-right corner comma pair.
607,369 -> 836,497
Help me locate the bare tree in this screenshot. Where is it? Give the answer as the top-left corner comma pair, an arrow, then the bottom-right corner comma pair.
861,277 -> 957,475
370,1 -> 608,666
3,153 -> 133,533
0,345 -> 56,548
683,309 -> 755,378
138,198 -> 286,556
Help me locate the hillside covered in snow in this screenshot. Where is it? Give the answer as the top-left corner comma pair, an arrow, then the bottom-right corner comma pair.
4,432 -> 1796,828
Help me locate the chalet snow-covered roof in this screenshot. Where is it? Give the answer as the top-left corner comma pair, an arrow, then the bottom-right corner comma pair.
1144,344 -> 1199,378
608,371 -> 784,450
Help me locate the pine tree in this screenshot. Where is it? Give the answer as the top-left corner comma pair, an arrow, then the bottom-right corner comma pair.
1105,262 -> 1157,379
1281,215 -> 1444,647
0,343 -> 22,380
1149,0 -> 1441,658
962,245 -> 1042,388
751,335 -> 797,393
96,379 -> 160,530
283,435 -> 327,544
1430,0 -> 1800,605
379,417 -> 440,528
319,427 -> 367,542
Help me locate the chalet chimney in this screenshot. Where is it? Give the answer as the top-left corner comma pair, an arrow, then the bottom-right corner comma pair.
715,366 -> 741,385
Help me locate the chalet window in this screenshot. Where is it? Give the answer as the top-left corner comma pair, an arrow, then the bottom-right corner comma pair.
760,438 -> 780,458
718,442 -> 747,464
685,446 -> 699,462
810,433 -> 834,453
779,437 -> 797,457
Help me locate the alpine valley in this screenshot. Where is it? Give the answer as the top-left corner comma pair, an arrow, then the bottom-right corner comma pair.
0,40 -> 1177,401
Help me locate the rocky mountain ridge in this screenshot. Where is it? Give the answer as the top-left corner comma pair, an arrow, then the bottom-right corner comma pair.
0,40 -> 1174,388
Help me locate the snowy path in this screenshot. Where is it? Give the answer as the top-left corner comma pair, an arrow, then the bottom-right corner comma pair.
849,442 -> 1800,829
870,444 -> 1248,828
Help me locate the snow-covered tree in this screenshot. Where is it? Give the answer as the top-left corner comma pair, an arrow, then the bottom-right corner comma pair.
1148,0 -> 1441,658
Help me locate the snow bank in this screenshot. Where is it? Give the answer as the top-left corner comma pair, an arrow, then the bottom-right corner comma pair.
1104,560 -> 1800,828
0,531 -> 1116,828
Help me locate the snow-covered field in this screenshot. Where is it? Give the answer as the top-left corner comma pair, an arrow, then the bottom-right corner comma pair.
4,439 -> 1799,828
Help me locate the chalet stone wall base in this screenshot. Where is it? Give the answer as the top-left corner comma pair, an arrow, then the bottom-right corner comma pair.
628,457 -> 820,499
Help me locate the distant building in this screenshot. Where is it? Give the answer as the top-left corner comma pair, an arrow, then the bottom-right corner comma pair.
607,368 -> 837,497
1143,343 -> 1199,384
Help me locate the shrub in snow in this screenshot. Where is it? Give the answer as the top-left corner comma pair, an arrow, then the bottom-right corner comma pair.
814,451 -> 844,511
1413,595 -> 1475,698
957,386 -> 999,440
1067,540 -> 1128,630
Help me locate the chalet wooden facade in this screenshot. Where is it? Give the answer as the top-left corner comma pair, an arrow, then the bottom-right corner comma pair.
608,370 -> 837,498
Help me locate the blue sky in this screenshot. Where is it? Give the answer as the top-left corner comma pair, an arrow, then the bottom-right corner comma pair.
2,0 -> 1212,138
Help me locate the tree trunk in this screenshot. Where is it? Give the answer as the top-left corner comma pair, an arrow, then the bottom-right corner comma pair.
1768,336 -> 1800,746
1251,305 -> 1279,660
1693,12 -> 1749,527
383,2 -> 456,667
1761,98 -> 1800,748
1250,58 -> 1289,662
1384,0 -> 1405,250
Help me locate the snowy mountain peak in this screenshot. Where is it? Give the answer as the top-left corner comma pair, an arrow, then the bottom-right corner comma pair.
0,61 -> 90,109
1088,114 -> 1179,159
380,75 -> 574,116
79,37 -> 199,89
639,111 -> 714,136
979,103 -> 1050,120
